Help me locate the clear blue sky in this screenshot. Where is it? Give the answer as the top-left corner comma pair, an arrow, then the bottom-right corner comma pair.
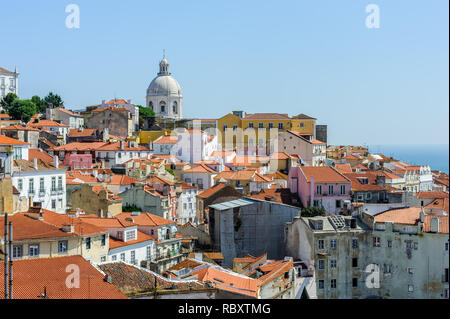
1,0 -> 448,145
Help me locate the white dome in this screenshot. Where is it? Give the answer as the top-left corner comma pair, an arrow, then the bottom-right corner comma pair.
147,75 -> 182,97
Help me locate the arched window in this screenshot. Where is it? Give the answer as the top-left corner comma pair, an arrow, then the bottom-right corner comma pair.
160,101 -> 166,113
148,101 -> 153,110
173,101 -> 178,114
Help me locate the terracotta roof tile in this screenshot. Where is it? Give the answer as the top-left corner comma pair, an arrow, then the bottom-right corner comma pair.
0,256 -> 127,299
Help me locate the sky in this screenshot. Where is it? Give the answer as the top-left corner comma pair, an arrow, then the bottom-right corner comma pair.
0,0 -> 448,146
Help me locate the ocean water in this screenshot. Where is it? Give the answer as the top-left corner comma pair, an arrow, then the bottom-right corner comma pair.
368,144 -> 449,173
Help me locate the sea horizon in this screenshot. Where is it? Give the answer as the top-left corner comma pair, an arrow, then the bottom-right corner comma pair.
368,144 -> 449,173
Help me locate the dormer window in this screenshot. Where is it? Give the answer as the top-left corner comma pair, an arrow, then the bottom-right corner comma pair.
125,229 -> 136,241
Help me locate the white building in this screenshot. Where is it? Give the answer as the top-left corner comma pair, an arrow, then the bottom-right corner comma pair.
171,129 -> 217,164
176,183 -> 198,225
11,158 -> 67,214
80,216 -> 155,266
146,56 -> 183,120
0,66 -> 19,101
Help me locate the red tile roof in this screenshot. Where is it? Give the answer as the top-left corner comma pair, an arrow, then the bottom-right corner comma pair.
68,128 -> 97,137
28,148 -> 54,164
116,212 -> 175,227
197,183 -> 227,198
423,214 -> 449,234
374,207 -> 421,225
300,166 -> 351,183
183,164 -> 218,174
29,120 -> 69,128
153,135 -> 178,144
0,135 -> 29,145
244,113 -> 290,120
0,256 -> 127,299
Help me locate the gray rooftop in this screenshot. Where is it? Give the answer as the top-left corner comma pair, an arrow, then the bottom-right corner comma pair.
209,198 -> 255,211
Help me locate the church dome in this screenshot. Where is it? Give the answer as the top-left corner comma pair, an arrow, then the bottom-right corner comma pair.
147,75 -> 182,97
147,56 -> 182,97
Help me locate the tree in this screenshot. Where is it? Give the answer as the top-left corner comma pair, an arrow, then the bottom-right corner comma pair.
7,99 -> 37,123
301,206 -> 326,217
137,105 -> 155,130
0,93 -> 18,112
31,95 -> 48,113
44,92 -> 64,108
122,205 -> 142,212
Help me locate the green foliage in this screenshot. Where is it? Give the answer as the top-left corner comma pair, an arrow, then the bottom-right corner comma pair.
0,93 -> 18,111
31,95 -> 48,113
8,99 -> 37,123
44,92 -> 64,108
137,105 -> 155,129
301,206 -> 326,217
122,204 -> 142,212
166,168 -> 175,176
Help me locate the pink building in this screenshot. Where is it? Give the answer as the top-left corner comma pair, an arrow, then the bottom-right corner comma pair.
287,166 -> 351,215
64,153 -> 93,169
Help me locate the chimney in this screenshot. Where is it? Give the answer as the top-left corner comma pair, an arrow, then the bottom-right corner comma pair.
127,99 -> 131,104
420,210 -> 425,223
53,156 -> 59,169
102,100 -> 106,105
78,127 -> 83,132
376,174 -> 386,188
104,275 -> 112,283
61,223 -> 74,233
120,141 -> 125,150
34,158 -> 38,170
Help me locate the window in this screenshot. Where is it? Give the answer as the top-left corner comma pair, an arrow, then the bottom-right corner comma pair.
316,185 -> 322,195
388,240 -> 392,248
330,239 -> 337,250
336,200 -> 341,208
366,193 -> 372,200
29,244 -> 40,257
373,237 -> 381,247
58,240 -> 68,253
352,278 -> 358,288
330,279 -> 337,289
223,124 -> 228,131
318,259 -> 325,270
86,237 -> 91,250
340,185 -> 346,195
51,200 -> 56,209
258,122 -> 264,129
444,288 -> 449,299
384,264 -> 392,273
352,238 -> 359,249
318,280 -> 324,289
408,285 -> 414,293
130,251 -> 136,264
112,255 -> 117,261
146,246 -> 151,260
120,253 -> 125,261
357,194 -> 364,201
51,177 -> 56,192
39,178 -> 45,194
101,234 -> 106,246
58,176 -> 63,190
101,256 -> 106,262
445,242 -> 449,252
278,122 -> 283,130
300,122 -> 304,128
330,260 -> 337,268
328,185 -> 334,195
318,239 -> 325,250
13,245 -> 23,259
408,267 -> 414,275
268,123 -> 274,129
13,147 -> 22,160
18,179 -> 23,192
248,122 -> 254,129
352,258 -> 358,268
29,178 -> 34,194
173,102 -> 177,114
126,230 -> 136,241
233,124 -> 238,131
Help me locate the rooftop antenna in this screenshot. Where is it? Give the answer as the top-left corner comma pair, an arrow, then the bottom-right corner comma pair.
163,49 -> 166,59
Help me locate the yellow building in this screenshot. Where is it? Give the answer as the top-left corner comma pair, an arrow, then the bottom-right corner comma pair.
216,112 -> 316,153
